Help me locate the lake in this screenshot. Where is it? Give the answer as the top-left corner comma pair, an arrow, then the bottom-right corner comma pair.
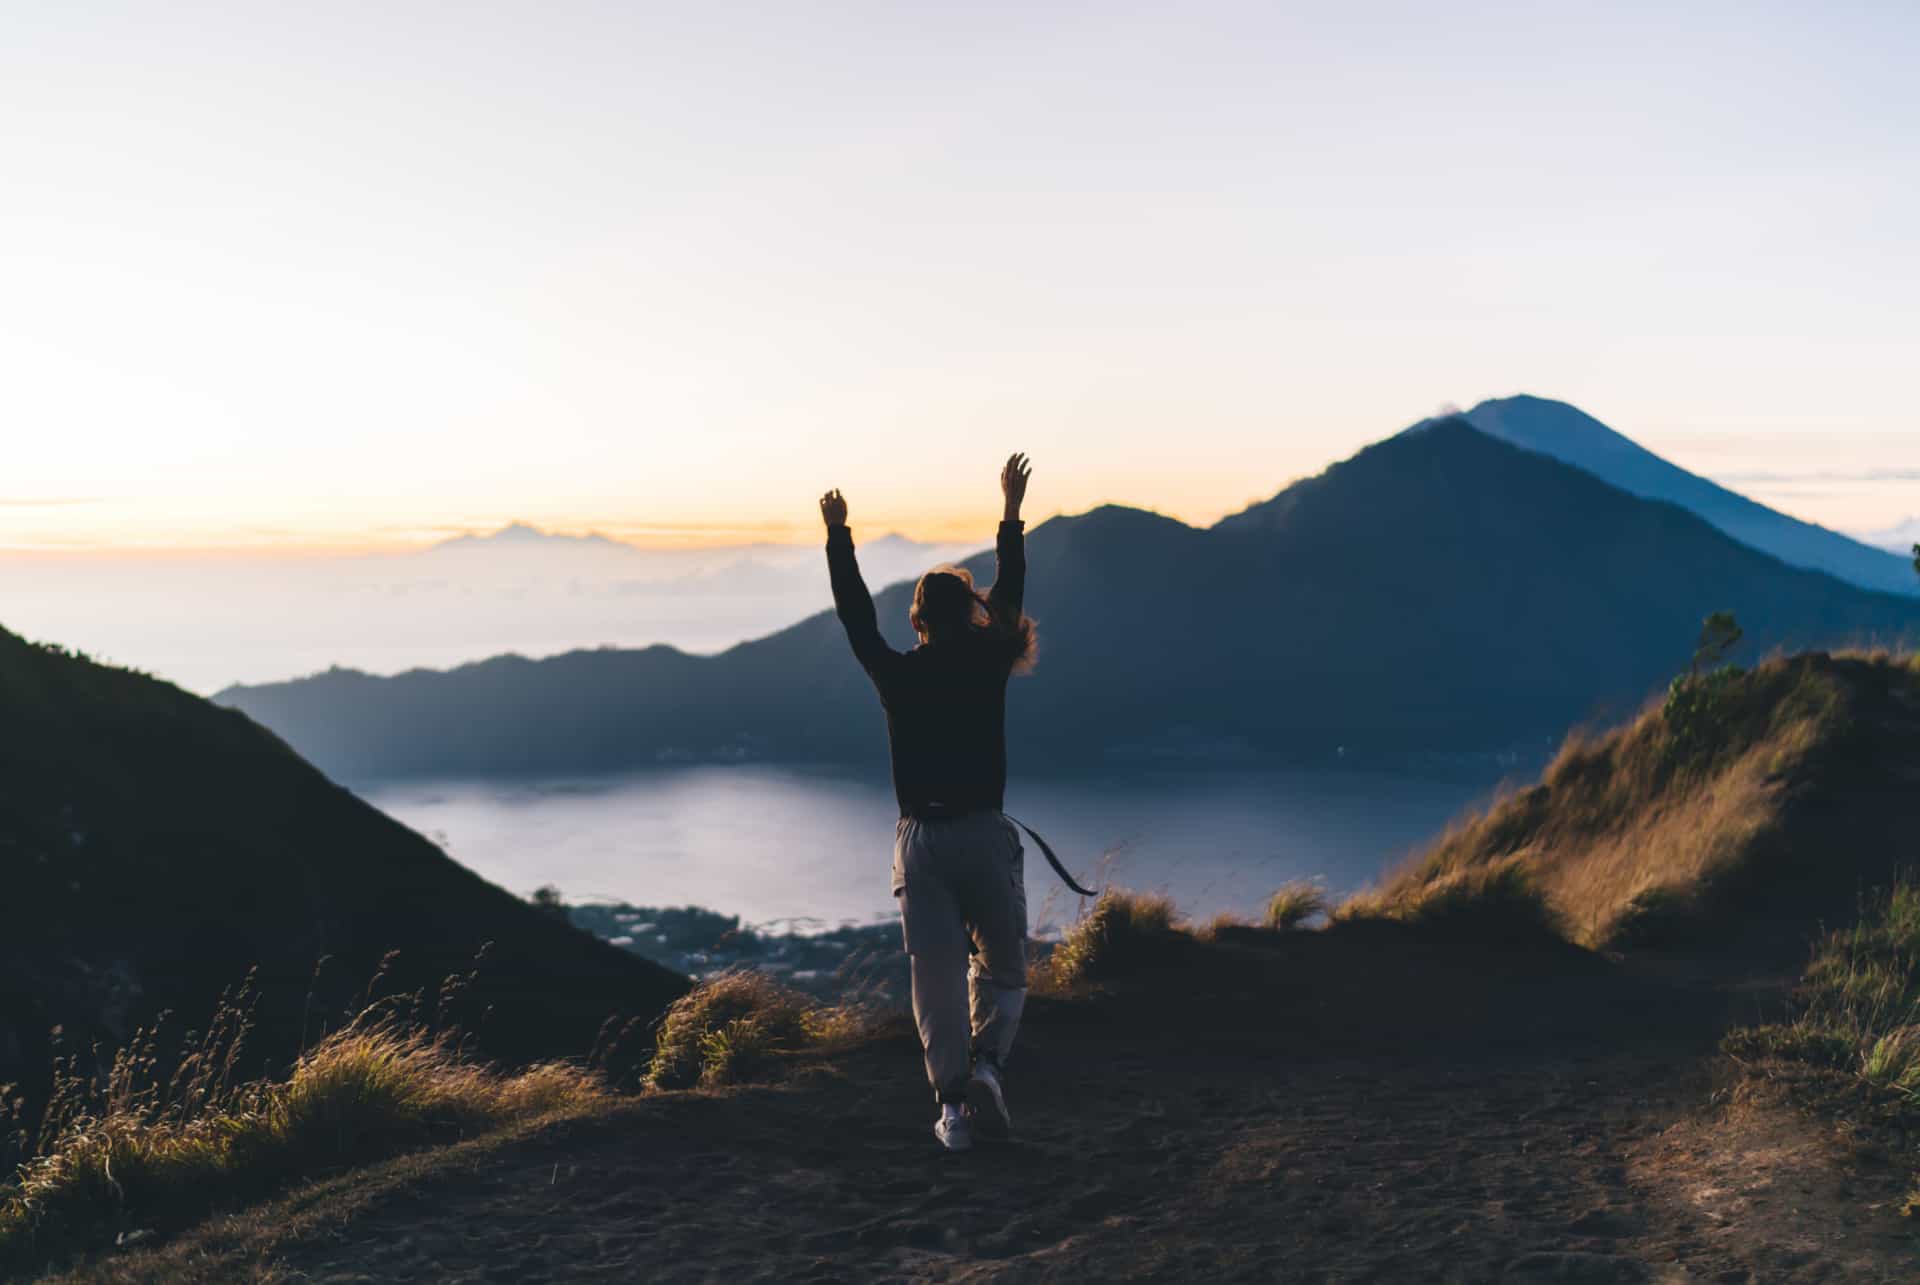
363,763 -> 1509,934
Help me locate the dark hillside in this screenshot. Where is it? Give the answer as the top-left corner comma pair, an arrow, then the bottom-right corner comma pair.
218,420 -> 1920,780
0,628 -> 688,1085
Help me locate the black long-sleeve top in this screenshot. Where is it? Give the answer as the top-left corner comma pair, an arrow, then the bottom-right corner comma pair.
826,520 -> 1026,819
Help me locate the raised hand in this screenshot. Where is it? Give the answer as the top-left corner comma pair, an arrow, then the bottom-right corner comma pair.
1001,453 -> 1031,521
819,488 -> 849,529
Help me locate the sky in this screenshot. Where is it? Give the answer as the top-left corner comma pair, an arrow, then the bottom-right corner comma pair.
3,0 -> 1917,553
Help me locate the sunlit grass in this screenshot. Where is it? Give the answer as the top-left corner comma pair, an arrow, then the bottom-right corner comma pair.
0,985 -> 605,1274
1341,654 -> 1869,948
1726,878 -> 1920,1095
645,970 -> 875,1091
1722,877 -> 1920,1203
1034,889 -> 1181,993
1334,859 -> 1565,944
1,959 -> 880,1273
1263,880 -> 1329,932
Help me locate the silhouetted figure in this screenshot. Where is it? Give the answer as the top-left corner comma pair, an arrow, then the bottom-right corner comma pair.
820,453 -> 1038,1152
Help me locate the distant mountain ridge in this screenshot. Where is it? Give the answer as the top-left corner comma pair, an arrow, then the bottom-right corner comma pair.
1445,396 -> 1919,597
426,521 -> 959,563
218,415 -> 1920,782
430,522 -> 629,552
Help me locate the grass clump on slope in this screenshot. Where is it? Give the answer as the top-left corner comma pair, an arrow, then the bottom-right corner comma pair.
3,968 -> 875,1271
1,985 -> 605,1274
644,970 -> 874,1091
1723,876 -> 1920,1212
1725,878 -> 1920,1092
1264,880 -> 1330,932
1036,890 -> 1184,993
1057,879 -> 1336,965
1335,860 -> 1566,946
1193,881 -> 1331,942
1341,654 -> 1862,949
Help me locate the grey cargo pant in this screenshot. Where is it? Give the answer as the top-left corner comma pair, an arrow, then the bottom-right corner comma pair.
893,812 -> 1029,1104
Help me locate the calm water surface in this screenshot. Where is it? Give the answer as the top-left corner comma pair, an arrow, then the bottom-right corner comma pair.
363,764 -> 1505,933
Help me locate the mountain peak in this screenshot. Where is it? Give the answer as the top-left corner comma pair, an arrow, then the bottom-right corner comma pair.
1398,411 -> 1480,438
432,523 -> 625,552
491,521 -> 556,543
1448,396 -> 1916,598
1462,396 -> 1659,468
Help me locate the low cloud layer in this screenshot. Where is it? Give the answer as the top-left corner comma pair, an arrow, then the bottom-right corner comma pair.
0,524 -> 983,693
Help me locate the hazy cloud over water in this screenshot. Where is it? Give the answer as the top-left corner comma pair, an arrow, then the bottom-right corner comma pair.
0,523 -> 981,693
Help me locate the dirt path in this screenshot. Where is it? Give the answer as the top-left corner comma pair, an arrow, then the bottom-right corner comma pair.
65,934 -> 1920,1283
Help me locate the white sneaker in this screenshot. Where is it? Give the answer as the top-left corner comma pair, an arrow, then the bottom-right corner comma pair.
966,1060 -> 1011,1138
934,1105 -> 972,1153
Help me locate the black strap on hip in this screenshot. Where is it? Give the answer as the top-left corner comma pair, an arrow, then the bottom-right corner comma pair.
1003,813 -> 1099,897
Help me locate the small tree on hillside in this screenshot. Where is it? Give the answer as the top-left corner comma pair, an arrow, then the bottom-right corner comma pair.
1666,610 -> 1746,768
1690,610 -> 1744,678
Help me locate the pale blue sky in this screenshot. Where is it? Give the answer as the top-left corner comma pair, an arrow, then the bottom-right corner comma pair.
2,1 -> 1915,549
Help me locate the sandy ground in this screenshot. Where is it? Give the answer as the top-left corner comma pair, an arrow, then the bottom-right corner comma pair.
55,930 -> 1920,1284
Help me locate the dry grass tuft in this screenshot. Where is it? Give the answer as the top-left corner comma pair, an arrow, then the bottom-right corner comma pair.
644,970 -> 874,1092
1264,881 -> 1329,932
1340,654 -> 1860,948
3,959 -> 881,1273
1035,889 -> 1182,993
0,1000 -> 604,1273
264,1026 -> 604,1155
1335,859 -> 1565,945
1191,912 -> 1248,942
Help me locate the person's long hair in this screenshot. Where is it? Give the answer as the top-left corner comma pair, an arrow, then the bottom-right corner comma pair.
909,565 -> 1038,672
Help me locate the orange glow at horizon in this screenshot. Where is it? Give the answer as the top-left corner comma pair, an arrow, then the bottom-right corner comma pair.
0,463 -> 1284,557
